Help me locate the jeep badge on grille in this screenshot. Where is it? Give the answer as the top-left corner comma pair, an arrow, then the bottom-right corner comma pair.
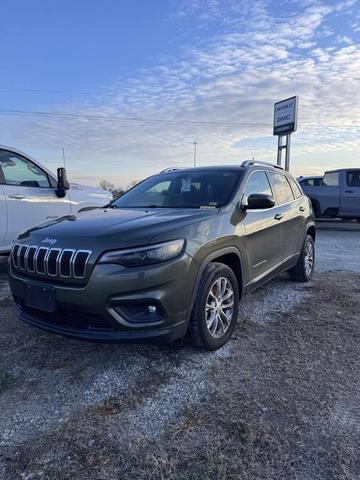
42,237 -> 58,246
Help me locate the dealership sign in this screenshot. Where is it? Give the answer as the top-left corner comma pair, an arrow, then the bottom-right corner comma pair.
273,96 -> 298,136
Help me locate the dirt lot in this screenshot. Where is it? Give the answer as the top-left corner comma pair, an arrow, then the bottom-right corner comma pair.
0,227 -> 359,480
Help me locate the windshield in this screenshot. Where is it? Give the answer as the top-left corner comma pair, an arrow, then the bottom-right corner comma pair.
111,170 -> 241,209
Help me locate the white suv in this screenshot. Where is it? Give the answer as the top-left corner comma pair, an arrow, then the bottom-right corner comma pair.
0,146 -> 112,253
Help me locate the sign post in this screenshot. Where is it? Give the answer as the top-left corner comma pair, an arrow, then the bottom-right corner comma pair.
273,96 -> 298,171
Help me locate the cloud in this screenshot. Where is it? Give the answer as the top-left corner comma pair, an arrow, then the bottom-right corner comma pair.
2,0 -> 360,186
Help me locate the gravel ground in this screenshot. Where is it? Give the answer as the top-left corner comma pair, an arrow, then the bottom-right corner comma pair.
0,258 -> 10,302
0,228 -> 359,480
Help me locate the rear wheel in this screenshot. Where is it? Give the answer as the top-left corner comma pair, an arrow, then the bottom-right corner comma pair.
289,234 -> 315,282
189,262 -> 239,351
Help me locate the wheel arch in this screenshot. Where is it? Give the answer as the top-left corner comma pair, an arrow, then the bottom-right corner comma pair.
184,246 -> 246,328
208,252 -> 243,294
306,224 -> 316,242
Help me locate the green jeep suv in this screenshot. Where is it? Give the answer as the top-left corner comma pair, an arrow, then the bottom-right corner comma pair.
9,161 -> 315,350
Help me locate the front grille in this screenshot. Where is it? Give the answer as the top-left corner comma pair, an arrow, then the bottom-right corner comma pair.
36,247 -> 47,274
27,246 -> 37,272
11,244 -> 92,280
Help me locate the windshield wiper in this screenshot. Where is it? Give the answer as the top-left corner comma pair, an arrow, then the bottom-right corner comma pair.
120,205 -> 162,208
104,204 -> 163,209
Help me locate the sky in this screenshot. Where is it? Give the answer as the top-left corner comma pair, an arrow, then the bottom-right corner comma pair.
1,0 -> 360,187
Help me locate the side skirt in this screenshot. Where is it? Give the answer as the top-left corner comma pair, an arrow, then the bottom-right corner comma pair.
245,254 -> 299,294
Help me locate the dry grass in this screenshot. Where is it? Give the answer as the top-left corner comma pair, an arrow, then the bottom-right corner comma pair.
0,271 -> 359,480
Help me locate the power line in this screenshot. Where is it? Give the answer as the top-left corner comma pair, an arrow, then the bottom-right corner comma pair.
0,108 -> 359,129
0,87 -> 94,96
0,109 -> 271,127
0,86 -> 275,104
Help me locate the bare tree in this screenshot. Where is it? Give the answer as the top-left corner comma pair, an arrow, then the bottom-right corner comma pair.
99,180 -> 115,192
99,179 -> 140,199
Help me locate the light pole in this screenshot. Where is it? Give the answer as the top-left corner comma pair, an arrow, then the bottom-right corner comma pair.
193,141 -> 197,168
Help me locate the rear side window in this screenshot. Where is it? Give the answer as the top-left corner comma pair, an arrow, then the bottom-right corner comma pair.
323,171 -> 339,187
268,172 -> 294,204
243,171 -> 273,201
346,170 -> 360,187
287,176 -> 303,199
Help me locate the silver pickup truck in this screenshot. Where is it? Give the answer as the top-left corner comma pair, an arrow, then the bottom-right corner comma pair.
299,169 -> 360,220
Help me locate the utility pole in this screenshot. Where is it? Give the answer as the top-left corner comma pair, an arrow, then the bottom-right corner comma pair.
193,141 -> 197,168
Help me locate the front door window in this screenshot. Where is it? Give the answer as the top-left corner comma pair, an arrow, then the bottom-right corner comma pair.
0,150 -> 50,188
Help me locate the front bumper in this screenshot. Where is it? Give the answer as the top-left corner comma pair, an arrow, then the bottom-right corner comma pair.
9,253 -> 196,344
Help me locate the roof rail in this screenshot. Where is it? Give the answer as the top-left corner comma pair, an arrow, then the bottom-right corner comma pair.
241,160 -> 284,170
159,167 -> 183,173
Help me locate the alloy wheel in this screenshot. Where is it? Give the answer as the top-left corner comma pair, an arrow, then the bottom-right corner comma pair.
304,241 -> 314,277
205,277 -> 235,338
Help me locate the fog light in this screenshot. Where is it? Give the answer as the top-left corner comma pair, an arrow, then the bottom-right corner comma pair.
112,303 -> 164,324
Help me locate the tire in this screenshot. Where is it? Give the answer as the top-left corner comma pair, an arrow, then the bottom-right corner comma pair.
288,234 -> 315,282
189,262 -> 239,351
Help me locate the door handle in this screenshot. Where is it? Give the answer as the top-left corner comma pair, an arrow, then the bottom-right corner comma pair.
299,206 -> 306,212
345,190 -> 354,193
274,213 -> 284,220
8,194 -> 26,200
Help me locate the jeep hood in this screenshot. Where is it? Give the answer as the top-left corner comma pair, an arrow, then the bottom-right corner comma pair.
18,207 -> 219,251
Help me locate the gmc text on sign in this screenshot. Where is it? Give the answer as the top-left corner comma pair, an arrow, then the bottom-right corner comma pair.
273,96 -> 298,136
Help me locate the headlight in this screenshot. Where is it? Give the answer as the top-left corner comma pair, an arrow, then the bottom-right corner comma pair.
98,239 -> 185,267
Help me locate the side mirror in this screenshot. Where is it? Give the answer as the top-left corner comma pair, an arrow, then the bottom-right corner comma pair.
56,167 -> 70,198
244,194 -> 275,210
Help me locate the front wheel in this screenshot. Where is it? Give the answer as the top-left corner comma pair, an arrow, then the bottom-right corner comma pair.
288,234 -> 315,282
189,262 -> 239,351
